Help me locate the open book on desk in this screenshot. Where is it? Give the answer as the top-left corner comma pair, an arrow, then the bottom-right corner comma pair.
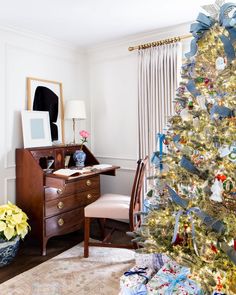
53,167 -> 92,177
91,164 -> 112,170
53,164 -> 113,178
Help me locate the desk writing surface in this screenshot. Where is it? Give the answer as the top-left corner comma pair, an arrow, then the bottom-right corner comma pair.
45,165 -> 120,184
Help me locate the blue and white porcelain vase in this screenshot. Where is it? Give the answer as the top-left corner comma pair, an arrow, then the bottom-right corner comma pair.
0,236 -> 20,267
73,149 -> 86,168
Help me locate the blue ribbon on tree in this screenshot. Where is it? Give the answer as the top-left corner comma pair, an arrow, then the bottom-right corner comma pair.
186,80 -> 201,97
171,207 -> 200,256
151,133 -> 165,170
220,242 -> 236,265
185,12 -> 215,59
219,3 -> 236,60
194,210 -> 225,234
167,186 -> 189,208
180,156 -> 201,176
210,103 -> 233,119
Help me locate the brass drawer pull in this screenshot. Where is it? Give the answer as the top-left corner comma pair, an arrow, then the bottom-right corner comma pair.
57,188 -> 63,195
57,201 -> 64,209
58,218 -> 64,226
87,194 -> 92,199
86,180 -> 92,186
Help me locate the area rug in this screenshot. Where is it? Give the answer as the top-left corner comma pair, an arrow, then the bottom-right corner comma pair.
0,242 -> 135,295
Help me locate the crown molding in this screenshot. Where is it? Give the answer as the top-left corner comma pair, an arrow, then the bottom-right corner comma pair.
0,25 -> 87,55
86,21 -> 192,54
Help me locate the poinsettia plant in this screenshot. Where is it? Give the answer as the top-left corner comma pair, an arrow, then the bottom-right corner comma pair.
0,202 -> 30,241
79,130 -> 90,150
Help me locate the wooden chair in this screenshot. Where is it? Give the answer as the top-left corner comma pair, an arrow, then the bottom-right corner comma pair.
84,156 -> 148,257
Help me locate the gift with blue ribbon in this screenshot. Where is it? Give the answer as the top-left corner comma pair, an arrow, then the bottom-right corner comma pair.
146,261 -> 203,294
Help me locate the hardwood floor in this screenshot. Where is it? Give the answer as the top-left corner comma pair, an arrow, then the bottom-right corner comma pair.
0,220 -> 130,284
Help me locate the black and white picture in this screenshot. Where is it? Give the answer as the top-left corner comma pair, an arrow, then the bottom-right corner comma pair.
27,77 -> 64,144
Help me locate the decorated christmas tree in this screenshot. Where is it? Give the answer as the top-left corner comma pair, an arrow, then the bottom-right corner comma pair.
133,1 -> 236,294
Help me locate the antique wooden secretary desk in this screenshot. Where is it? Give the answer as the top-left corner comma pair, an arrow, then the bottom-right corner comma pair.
16,145 -> 119,255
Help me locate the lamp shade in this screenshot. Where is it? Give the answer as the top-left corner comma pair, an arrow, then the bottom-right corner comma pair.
64,100 -> 86,119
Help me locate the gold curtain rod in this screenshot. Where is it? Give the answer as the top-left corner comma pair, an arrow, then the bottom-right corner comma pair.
128,34 -> 192,51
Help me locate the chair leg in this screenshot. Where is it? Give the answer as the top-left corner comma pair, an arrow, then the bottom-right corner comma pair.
84,217 -> 90,258
97,218 -> 106,240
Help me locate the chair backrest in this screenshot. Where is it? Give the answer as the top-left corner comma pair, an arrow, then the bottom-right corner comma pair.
129,156 -> 148,231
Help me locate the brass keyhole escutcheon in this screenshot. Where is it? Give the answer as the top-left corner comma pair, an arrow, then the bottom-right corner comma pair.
57,188 -> 63,195
57,201 -> 64,209
58,218 -> 64,226
86,180 -> 92,186
87,194 -> 92,199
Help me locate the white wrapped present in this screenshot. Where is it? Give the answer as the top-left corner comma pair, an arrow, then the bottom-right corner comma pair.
120,266 -> 154,295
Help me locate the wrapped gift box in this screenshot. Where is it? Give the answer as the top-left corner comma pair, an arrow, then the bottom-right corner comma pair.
135,253 -> 171,272
146,261 -> 203,295
120,266 -> 154,295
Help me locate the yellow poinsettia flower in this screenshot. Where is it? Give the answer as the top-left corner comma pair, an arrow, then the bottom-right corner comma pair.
0,202 -> 30,241
10,213 -> 23,224
4,226 -> 15,240
0,208 -> 6,219
16,223 -> 28,239
0,221 -> 6,231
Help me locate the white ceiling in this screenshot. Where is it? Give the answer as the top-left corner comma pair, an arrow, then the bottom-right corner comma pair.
0,0 -> 219,48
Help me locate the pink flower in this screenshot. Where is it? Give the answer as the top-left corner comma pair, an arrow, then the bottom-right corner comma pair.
79,130 -> 90,149
79,130 -> 90,139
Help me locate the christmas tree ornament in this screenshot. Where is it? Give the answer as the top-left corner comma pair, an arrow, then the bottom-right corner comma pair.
210,179 -> 223,202
227,144 -> 236,162
188,100 -> 194,110
218,144 -> 230,157
180,108 -> 193,122
223,178 -> 233,192
215,56 -> 227,71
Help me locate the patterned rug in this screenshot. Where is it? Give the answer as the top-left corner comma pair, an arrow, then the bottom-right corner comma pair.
0,242 -> 135,295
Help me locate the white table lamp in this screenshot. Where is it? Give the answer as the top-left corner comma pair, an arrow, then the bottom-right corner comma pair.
64,100 -> 86,144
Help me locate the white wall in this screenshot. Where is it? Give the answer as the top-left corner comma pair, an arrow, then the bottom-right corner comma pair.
0,22 -> 192,204
0,27 -> 88,204
88,23 -> 191,195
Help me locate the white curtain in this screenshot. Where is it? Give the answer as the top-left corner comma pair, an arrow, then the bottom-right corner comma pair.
138,43 -> 182,159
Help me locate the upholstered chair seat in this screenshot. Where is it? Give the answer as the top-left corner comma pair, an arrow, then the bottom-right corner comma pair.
84,194 -> 130,220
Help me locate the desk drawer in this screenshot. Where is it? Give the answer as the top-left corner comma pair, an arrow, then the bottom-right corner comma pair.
45,207 -> 84,237
45,188 -> 100,217
45,175 -> 100,201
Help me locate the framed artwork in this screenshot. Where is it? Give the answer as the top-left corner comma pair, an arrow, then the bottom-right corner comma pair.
21,110 -> 52,148
27,77 -> 64,144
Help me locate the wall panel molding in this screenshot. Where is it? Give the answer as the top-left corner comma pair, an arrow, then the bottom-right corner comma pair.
96,155 -> 136,172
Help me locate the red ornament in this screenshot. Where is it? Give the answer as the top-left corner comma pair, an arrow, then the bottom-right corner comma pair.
204,78 -> 210,85
215,174 -> 227,182
163,139 -> 169,145
234,239 -> 236,251
210,243 -> 218,253
173,233 -> 183,246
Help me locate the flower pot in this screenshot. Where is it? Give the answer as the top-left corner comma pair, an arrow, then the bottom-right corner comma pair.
73,150 -> 86,168
0,236 -> 20,267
